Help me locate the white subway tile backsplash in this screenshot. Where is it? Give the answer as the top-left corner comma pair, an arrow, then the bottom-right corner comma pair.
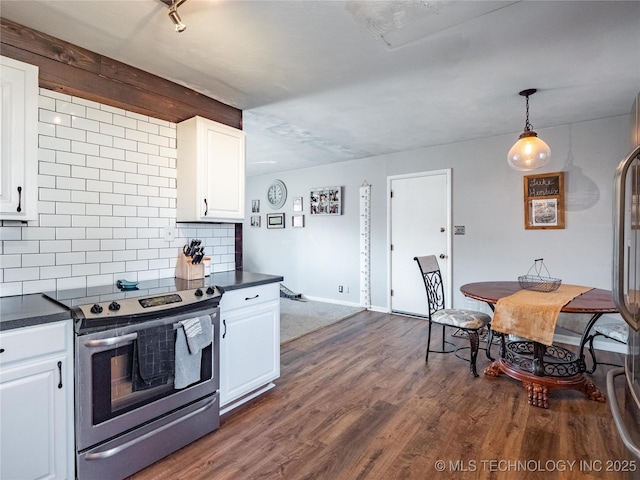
71,191 -> 100,204
113,159 -> 137,173
100,123 -> 125,138
86,179 -> 113,193
39,94 -> 56,110
56,276 -> 87,290
55,228 -> 87,240
40,109 -> 71,126
40,188 -> 71,202
5,266 -> 40,282
72,165 -> 100,180
113,114 -> 137,129
72,140 -> 101,157
39,214 -> 71,227
138,143 -> 159,156
56,252 -> 86,265
113,137 -> 137,152
1,92 -> 237,296
87,131 -> 113,147
22,227 -> 56,241
72,117 -> 100,133
72,263 -> 100,277
56,202 -> 86,216
72,215 -> 100,228
57,125 -> 86,142
40,240 -> 72,253
57,177 -> 86,191
0,254 -> 22,268
99,193 -> 126,205
100,216 -> 125,228
86,107 -> 113,124
40,135 -> 71,152
40,161 -> 71,177
137,121 -> 159,135
23,279 -> 56,295
72,239 -> 100,252
57,151 -> 86,166
100,146 -> 126,160
40,265 -> 72,280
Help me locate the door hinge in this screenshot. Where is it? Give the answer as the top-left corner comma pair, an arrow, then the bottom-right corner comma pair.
390,289 -> 394,296
390,190 -> 393,198
390,244 -> 394,251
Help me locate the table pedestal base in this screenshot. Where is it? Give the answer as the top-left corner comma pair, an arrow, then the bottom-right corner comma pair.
485,358 -> 605,408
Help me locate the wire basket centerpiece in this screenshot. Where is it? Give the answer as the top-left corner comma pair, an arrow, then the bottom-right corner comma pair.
518,258 -> 562,292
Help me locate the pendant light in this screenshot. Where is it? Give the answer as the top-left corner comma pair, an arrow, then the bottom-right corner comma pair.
507,89 -> 551,171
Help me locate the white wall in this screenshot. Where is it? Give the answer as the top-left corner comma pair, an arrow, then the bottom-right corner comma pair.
244,114 -> 631,312
0,89 -> 236,297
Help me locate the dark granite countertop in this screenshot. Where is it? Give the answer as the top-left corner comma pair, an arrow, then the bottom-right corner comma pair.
0,294 -> 73,331
0,271 -> 283,332
208,271 -> 283,292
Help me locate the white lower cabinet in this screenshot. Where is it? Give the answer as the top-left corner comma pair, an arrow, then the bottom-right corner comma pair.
0,321 -> 74,480
219,283 -> 280,412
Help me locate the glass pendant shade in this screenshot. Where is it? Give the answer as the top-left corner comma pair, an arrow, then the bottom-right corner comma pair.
507,131 -> 551,171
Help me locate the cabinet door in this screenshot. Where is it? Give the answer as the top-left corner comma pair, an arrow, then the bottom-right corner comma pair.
220,300 -> 280,406
201,120 -> 245,221
0,358 -> 69,480
0,56 -> 39,221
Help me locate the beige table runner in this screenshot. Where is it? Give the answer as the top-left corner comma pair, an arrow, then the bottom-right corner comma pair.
491,284 -> 593,346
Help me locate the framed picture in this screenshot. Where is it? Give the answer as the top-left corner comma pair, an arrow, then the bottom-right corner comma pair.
310,186 -> 342,215
293,197 -> 303,212
266,213 -> 285,229
292,215 -> 304,228
250,215 -> 261,227
251,200 -> 260,213
524,172 -> 565,229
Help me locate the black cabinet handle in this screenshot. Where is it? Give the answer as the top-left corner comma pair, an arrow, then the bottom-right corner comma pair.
245,294 -> 259,301
57,361 -> 63,389
222,319 -> 227,339
16,186 -> 22,213
203,198 -> 208,216
0,348 -> 5,354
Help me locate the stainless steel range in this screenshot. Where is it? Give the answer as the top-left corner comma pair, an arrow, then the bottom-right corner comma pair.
45,278 -> 222,480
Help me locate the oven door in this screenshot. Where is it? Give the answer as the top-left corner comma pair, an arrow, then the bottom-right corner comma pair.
75,308 -> 219,451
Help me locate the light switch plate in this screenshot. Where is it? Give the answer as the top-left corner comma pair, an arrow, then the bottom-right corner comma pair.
163,225 -> 176,242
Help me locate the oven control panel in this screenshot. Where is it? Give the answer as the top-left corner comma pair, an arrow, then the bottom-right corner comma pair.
76,287 -> 221,319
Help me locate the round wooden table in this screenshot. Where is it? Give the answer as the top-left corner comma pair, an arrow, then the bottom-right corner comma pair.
460,281 -> 618,408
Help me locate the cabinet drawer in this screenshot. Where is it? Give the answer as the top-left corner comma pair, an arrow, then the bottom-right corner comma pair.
220,283 -> 279,312
0,322 -> 70,366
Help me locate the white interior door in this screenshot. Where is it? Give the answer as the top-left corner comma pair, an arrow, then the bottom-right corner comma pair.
389,170 -> 451,316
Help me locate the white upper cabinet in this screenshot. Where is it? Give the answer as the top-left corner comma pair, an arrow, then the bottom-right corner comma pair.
0,56 -> 39,221
176,116 -> 246,222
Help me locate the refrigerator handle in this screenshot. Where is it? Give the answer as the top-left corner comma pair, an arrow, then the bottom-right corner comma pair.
612,145 -> 640,331
606,367 -> 640,460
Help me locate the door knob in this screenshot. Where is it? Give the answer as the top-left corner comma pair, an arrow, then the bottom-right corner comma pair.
439,254 -> 446,259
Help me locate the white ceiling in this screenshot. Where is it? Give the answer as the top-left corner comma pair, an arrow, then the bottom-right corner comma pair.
2,0 -> 639,176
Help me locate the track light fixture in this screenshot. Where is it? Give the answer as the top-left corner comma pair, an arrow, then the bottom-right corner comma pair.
168,0 -> 187,33
507,89 -> 551,171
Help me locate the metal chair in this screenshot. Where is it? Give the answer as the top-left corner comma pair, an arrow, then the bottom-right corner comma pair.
414,255 -> 493,377
583,320 -> 629,373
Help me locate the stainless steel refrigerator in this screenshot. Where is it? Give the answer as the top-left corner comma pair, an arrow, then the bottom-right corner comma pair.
611,92 -> 640,460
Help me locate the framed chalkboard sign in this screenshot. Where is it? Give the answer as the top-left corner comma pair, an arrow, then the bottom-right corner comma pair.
523,172 -> 565,230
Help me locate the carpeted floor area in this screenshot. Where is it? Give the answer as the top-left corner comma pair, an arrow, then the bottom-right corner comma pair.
280,298 -> 365,343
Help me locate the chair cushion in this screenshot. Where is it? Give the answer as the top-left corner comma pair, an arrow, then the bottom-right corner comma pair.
594,321 -> 629,343
431,309 -> 491,330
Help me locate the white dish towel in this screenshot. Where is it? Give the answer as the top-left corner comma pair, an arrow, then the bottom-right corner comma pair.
174,316 -> 213,389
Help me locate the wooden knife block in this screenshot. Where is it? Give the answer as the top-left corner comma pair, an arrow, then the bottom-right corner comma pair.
175,252 -> 204,280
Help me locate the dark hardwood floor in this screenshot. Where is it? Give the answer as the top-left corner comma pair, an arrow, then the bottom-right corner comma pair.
130,311 -> 635,480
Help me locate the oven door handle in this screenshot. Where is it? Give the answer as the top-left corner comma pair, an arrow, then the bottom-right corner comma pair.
85,314 -> 217,347
83,397 -> 218,461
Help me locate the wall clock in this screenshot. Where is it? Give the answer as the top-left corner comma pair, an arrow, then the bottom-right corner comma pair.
267,179 -> 287,209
